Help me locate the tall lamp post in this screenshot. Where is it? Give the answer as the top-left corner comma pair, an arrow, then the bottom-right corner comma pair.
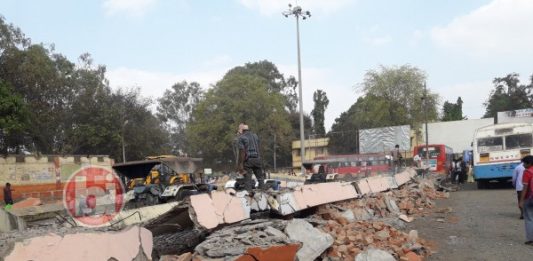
283,3 -> 311,175
122,119 -> 129,163
422,83 -> 429,173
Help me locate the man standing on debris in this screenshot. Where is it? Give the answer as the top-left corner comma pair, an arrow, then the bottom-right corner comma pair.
3,183 -> 14,205
237,123 -> 265,192
391,144 -> 403,173
513,159 -> 525,219
519,155 -> 533,245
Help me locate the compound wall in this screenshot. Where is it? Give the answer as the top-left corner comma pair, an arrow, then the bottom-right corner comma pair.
0,155 -> 113,202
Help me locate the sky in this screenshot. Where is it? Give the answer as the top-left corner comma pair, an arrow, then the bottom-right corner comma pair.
1,0 -> 532,131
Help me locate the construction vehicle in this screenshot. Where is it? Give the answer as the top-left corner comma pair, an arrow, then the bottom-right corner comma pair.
113,155 -> 209,208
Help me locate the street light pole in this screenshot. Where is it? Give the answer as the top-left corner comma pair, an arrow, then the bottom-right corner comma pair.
283,4 -> 311,175
423,83 -> 429,172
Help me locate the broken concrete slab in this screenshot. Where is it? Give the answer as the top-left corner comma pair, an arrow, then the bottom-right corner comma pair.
195,219 -> 297,259
271,182 -> 359,216
355,179 -> 372,194
366,176 -> 391,193
285,219 -> 333,261
4,226 -> 152,261
11,197 -> 42,209
0,208 -> 26,232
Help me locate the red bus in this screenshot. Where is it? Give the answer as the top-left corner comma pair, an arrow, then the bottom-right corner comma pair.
413,144 -> 453,173
303,153 -> 391,176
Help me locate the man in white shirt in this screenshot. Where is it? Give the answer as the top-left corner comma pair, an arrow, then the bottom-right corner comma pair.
513,161 -> 526,219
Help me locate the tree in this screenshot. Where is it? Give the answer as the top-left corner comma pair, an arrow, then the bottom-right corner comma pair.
0,80 -> 29,154
224,60 -> 298,112
483,73 -> 533,118
441,97 -> 466,121
157,81 -> 204,154
311,90 -> 329,136
185,72 -> 292,170
360,65 -> 439,127
328,65 -> 439,154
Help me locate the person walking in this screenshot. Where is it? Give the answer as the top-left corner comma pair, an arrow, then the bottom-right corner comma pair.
237,123 -> 265,192
513,160 -> 526,219
519,155 -> 533,245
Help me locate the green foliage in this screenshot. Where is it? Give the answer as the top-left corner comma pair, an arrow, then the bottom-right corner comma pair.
328,65 -> 439,154
483,73 -> 533,118
0,16 -> 170,160
157,81 -> 204,154
185,72 -> 292,169
441,97 -> 466,121
225,60 -> 298,112
0,81 -> 29,153
311,89 -> 329,135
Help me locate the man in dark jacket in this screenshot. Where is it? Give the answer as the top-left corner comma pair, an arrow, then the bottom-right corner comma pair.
3,183 -> 14,205
237,123 -> 265,192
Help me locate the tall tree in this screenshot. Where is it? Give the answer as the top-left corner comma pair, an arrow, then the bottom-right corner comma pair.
311,89 -> 329,136
0,80 -> 29,154
441,97 -> 466,121
157,81 -> 204,154
185,72 -> 292,170
328,65 -> 439,154
483,73 -> 533,118
224,60 -> 298,112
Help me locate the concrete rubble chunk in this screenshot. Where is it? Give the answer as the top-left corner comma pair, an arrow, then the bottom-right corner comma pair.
4,226 -> 152,261
355,248 -> 395,261
341,210 -> 356,222
195,219 -> 296,259
399,214 -> 414,223
285,219 -> 333,261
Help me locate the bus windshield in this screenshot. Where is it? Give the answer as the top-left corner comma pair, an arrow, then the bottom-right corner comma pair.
505,134 -> 533,149
477,137 -> 503,153
417,147 -> 440,158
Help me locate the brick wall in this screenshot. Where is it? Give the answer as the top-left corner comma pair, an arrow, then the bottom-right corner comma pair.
0,155 -> 113,202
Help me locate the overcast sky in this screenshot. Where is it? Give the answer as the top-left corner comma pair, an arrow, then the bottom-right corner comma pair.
2,0 -> 532,130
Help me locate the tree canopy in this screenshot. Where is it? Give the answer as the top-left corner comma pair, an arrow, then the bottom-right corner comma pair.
328,65 -> 439,154
441,97 -> 466,121
483,73 -> 533,118
185,72 -> 292,169
0,16 -> 170,160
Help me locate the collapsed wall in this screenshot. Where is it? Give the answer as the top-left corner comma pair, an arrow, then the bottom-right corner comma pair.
0,168 -> 444,261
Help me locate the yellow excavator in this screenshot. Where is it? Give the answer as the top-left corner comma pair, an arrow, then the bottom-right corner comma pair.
114,155 -> 209,207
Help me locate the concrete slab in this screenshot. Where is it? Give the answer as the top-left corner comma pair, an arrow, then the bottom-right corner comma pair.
190,193 -> 219,230
0,208 -> 26,232
366,176 -> 390,193
103,201 -> 180,228
4,226 -> 152,261
355,179 -> 372,195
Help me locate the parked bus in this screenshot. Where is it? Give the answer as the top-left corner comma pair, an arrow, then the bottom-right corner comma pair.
413,144 -> 453,173
473,122 -> 533,188
303,153 -> 391,177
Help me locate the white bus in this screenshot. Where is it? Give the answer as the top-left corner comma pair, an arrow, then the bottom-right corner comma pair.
473,122 -> 533,188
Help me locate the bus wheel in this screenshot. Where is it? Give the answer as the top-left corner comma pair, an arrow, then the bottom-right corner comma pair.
476,180 -> 486,189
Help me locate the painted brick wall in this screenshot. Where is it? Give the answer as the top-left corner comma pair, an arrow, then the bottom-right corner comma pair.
0,155 -> 113,202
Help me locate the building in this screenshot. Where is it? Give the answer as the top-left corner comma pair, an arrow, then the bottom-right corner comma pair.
420,118 -> 494,153
291,138 -> 329,172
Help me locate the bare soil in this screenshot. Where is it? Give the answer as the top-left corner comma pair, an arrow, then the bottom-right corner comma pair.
408,182 -> 532,261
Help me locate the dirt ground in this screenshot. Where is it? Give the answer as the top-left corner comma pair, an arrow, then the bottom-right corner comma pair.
408,182 -> 532,261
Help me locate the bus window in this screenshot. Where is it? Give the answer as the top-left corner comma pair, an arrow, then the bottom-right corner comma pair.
505,134 -> 533,149
477,137 -> 503,152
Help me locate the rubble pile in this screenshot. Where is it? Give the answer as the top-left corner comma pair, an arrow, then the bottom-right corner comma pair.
310,176 -> 448,261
